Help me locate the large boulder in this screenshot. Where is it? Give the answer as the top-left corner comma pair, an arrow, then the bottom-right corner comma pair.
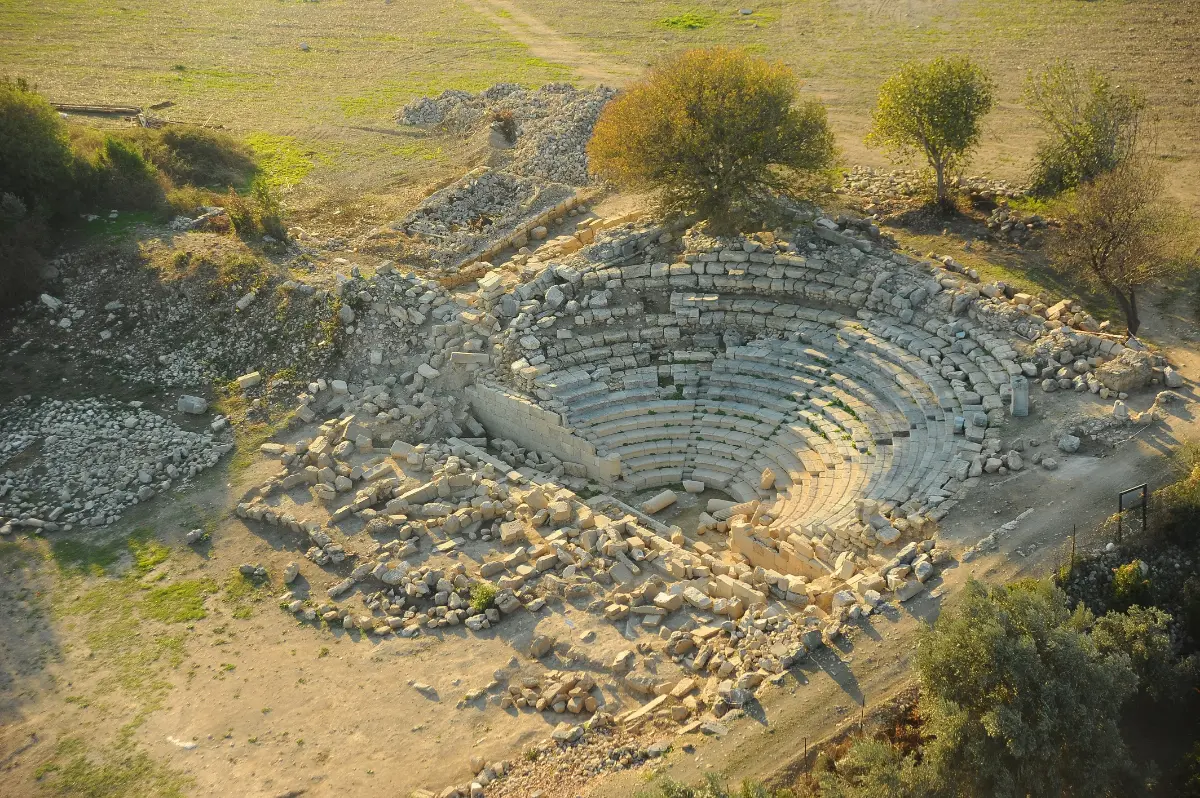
1096,349 -> 1153,394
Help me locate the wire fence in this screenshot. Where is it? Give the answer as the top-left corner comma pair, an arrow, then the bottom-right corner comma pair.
1055,470 -> 1199,581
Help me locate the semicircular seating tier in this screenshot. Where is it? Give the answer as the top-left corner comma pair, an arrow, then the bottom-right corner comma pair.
519,302 -> 1015,535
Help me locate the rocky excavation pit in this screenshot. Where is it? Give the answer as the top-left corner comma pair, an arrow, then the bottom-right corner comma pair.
212,199 -> 1180,797
2,73 -> 1185,795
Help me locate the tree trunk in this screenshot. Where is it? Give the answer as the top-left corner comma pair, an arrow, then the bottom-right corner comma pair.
934,160 -> 947,206
1108,284 -> 1141,336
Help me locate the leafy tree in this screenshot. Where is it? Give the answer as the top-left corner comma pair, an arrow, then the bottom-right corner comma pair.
588,47 -> 835,233
1048,159 -> 1198,335
1089,605 -> 1186,702
914,578 -> 1140,798
1026,61 -> 1145,196
865,57 -> 995,206
0,77 -> 77,215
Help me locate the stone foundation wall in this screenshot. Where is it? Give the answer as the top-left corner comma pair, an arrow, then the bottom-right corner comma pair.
466,382 -> 621,483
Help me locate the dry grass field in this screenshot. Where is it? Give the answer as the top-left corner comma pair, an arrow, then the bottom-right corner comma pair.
2,0 -> 1197,212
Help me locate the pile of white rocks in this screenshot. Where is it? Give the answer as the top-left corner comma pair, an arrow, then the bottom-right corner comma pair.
399,83 -> 615,187
0,397 -> 231,531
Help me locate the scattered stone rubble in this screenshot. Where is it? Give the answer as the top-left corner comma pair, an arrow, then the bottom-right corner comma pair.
398,169 -> 576,270
399,83 -> 615,186
0,396 -> 231,531
8,83 -> 1190,795
396,83 -> 614,269
842,165 -> 1027,206
14,248 -> 343,389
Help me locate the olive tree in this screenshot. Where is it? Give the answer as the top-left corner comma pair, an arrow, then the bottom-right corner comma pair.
1026,61 -> 1145,196
914,579 -> 1140,798
1090,605 -> 1192,702
588,47 -> 835,233
1049,159 -> 1197,335
865,57 -> 995,206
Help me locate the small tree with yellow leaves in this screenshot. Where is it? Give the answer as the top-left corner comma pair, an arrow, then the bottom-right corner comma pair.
587,47 -> 835,233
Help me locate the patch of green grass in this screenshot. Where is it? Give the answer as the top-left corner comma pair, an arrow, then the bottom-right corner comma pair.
142,579 -> 218,623
224,570 -> 269,619
35,736 -> 189,798
0,540 -> 33,566
50,528 -> 158,576
659,12 -> 713,30
889,227 -> 1120,324
1006,195 -> 1057,216
243,133 -> 321,191
61,579 -> 187,702
130,536 -> 170,575
209,389 -> 295,477
74,210 -> 162,241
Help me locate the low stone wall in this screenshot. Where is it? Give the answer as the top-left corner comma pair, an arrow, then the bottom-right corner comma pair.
466,382 -> 621,483
459,188 -> 610,270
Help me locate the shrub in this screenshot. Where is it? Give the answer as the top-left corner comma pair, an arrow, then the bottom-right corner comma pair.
468,582 -> 497,613
1152,461 -> 1200,545
150,127 -> 258,188
225,188 -> 255,236
86,136 -> 166,210
588,47 -> 835,234
224,181 -> 287,241
637,774 -> 792,798
1181,576 -> 1200,642
818,738 -> 929,798
165,185 -> 224,217
1026,61 -> 1145,196
0,77 -> 77,216
1111,561 -> 1152,609
0,218 -> 48,308
866,57 -> 995,206
252,180 -> 286,240
1183,742 -> 1200,798
1090,605 -> 1184,701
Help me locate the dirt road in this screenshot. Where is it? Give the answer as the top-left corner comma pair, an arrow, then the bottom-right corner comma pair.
461,0 -> 638,86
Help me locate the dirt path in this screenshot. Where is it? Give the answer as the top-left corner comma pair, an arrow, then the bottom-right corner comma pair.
460,0 -> 638,86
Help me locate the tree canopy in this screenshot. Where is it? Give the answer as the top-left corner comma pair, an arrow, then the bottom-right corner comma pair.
865,57 -> 995,205
915,579 -> 1139,798
1049,159 -> 1197,335
588,47 -> 835,233
1026,61 -> 1145,196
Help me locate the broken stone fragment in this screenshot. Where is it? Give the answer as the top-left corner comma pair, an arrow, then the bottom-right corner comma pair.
236,371 -> 262,390
528,634 -> 555,659
641,489 -> 677,514
177,395 -> 208,414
